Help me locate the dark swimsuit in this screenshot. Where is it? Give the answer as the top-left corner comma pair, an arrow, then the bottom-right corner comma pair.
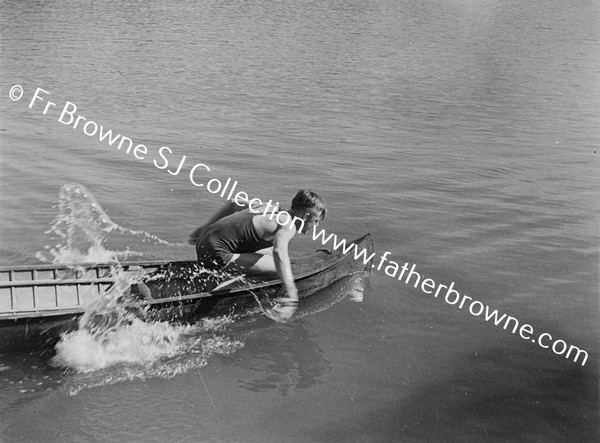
195,210 -> 273,269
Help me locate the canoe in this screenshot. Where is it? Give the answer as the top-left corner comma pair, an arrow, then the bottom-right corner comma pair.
0,234 -> 373,349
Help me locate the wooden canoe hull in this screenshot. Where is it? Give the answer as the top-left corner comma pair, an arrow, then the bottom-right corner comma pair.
0,234 -> 373,350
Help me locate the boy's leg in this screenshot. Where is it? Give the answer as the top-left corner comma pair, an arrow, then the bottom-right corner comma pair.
255,246 -> 274,255
227,252 -> 277,275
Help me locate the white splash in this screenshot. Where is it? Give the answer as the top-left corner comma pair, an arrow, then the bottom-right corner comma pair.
36,183 -> 175,265
52,319 -> 198,373
53,315 -> 244,394
31,184 -> 245,393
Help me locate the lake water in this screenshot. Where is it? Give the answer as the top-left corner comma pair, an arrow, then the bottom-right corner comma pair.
1,0 -> 598,441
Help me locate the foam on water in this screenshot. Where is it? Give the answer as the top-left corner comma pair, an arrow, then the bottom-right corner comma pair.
53,316 -> 244,395
52,316 -> 236,373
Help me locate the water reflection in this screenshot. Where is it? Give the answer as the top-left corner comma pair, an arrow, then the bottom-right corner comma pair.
223,272 -> 370,396
236,321 -> 332,397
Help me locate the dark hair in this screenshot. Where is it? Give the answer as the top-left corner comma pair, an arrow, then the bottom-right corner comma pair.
291,189 -> 327,220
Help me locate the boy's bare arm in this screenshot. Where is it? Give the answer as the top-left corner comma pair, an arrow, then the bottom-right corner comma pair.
272,225 -> 298,299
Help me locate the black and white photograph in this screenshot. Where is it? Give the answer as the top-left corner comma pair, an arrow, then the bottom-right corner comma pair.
1,0 -> 598,441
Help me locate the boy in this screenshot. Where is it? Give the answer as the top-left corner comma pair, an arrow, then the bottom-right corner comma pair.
189,190 -> 326,322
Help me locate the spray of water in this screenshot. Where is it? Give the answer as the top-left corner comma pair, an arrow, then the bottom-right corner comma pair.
31,184 -> 245,392
35,183 -> 179,264
53,316 -> 244,392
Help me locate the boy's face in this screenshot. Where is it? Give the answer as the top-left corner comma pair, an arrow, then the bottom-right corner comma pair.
299,208 -> 323,234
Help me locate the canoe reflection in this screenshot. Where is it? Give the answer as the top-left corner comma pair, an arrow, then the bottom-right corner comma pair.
223,271 -> 370,396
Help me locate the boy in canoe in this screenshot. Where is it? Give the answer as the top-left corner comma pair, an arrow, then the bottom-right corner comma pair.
189,190 -> 327,322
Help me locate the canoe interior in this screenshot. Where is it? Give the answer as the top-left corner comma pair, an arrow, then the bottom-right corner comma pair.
0,266 -> 113,317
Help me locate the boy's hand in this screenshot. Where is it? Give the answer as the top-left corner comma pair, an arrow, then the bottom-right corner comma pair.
267,290 -> 298,323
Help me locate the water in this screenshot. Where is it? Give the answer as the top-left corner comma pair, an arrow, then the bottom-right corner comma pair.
1,0 -> 598,441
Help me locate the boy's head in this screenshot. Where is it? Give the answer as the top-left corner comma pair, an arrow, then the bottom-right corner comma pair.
291,190 -> 326,233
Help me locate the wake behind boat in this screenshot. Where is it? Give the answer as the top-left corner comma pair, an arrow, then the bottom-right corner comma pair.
0,234 -> 373,350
